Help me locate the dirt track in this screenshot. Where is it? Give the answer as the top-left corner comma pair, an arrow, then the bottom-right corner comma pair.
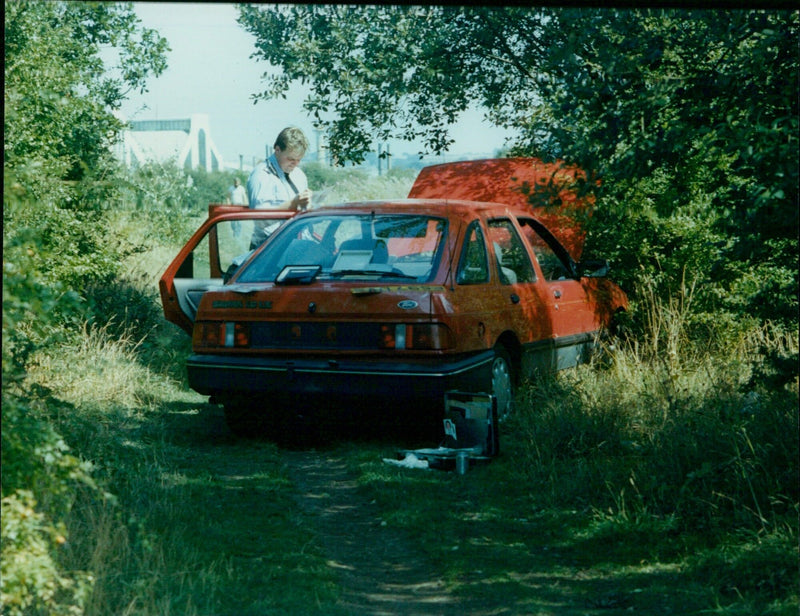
285,451 -> 503,616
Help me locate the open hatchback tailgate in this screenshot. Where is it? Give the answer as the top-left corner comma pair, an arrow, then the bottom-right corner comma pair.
408,158 -> 595,261
159,204 -> 294,334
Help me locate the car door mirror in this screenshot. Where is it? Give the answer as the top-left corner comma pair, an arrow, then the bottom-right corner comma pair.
577,259 -> 610,278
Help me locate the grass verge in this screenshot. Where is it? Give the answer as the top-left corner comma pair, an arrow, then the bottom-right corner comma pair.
27,337 -> 345,615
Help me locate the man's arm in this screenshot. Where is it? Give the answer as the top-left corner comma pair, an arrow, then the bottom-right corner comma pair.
246,168 -> 274,209
247,167 -> 310,211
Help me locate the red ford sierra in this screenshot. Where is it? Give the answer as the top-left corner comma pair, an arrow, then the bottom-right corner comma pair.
160,159 -> 628,435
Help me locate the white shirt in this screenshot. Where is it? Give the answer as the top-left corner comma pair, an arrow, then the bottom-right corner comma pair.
229,184 -> 247,205
246,154 -> 308,210
246,153 -> 309,248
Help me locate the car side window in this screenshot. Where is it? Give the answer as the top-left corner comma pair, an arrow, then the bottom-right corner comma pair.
519,219 -> 573,281
456,222 -> 489,285
190,234 -> 212,278
487,219 -> 536,284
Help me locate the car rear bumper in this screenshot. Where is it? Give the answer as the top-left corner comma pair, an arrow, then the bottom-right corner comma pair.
186,351 -> 494,402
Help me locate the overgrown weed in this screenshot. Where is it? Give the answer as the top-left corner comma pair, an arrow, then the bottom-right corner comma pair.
504,283 -> 798,607
29,320 -> 166,413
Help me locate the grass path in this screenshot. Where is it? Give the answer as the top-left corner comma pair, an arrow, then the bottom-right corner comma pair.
286,450 -> 472,615
155,402 -> 702,615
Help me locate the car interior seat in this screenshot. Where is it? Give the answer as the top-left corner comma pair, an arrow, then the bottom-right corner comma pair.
338,238 -> 388,264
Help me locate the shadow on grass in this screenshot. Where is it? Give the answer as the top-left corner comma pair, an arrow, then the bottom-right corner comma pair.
156,394 -> 444,452
118,387 -> 798,616
346,431 -> 799,616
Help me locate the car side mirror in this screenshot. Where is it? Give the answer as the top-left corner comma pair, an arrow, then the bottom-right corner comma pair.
577,259 -> 610,278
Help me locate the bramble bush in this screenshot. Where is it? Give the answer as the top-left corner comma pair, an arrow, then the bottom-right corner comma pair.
3,3 -> 168,614
2,174 -> 99,616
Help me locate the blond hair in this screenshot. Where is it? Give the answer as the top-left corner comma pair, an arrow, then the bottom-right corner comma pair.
274,126 -> 309,154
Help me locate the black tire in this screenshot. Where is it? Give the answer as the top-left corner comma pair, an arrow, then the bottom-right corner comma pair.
491,345 -> 515,422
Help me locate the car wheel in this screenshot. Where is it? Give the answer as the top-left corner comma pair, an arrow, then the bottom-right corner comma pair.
492,345 -> 514,422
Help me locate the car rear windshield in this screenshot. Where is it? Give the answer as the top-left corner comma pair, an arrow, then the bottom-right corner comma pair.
235,214 -> 447,283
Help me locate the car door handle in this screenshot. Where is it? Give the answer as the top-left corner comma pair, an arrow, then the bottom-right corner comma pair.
553,290 -> 562,299
510,293 -> 520,304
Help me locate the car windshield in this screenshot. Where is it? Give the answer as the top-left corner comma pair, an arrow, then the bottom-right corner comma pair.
235,213 -> 447,283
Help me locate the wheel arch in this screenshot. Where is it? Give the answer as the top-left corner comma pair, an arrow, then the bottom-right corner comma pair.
494,330 -> 522,384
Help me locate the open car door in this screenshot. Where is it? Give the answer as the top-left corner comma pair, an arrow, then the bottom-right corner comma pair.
408,158 -> 595,261
159,204 -> 293,334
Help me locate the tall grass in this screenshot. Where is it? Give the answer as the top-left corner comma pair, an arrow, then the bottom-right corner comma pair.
15,174 -> 403,615
504,276 -> 798,603
22,306 -> 211,614
511,279 -> 798,521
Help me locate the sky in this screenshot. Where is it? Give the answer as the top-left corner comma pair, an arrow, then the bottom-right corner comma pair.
115,3 -> 513,169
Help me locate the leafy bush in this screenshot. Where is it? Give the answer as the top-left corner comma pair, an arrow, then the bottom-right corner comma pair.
185,167 -> 241,211
1,490 -> 92,616
304,161 -> 418,196
2,178 -> 98,616
3,5 -> 168,614
124,160 -> 189,212
2,217 -> 98,614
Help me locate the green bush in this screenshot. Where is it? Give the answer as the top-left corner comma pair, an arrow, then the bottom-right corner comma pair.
2,178 -> 99,616
1,490 -> 92,616
186,167 -> 240,211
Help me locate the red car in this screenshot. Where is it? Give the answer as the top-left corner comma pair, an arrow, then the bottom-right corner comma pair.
160,159 -> 628,435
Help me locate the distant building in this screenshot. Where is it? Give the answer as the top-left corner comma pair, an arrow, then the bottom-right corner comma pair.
115,113 -> 224,172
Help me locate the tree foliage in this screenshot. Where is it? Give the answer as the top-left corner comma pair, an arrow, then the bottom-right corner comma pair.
522,10 -> 798,331
239,6 -> 798,339
4,0 -> 169,294
5,1 -> 168,182
3,3 -> 167,614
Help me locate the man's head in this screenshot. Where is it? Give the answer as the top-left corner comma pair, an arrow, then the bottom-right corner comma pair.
233,178 -> 241,187
273,126 -> 309,174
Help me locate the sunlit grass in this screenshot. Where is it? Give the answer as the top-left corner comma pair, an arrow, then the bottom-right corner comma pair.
30,321 -> 156,410
26,314 -> 342,614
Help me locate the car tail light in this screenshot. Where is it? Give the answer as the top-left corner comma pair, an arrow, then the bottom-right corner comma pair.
379,323 -> 453,350
194,322 -> 250,349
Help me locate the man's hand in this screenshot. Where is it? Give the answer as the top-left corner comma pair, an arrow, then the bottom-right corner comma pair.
292,189 -> 312,211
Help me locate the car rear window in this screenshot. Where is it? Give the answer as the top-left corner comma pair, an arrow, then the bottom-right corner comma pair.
236,214 -> 447,283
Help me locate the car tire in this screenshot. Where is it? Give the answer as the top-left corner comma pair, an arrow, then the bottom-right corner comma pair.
492,345 -> 514,422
